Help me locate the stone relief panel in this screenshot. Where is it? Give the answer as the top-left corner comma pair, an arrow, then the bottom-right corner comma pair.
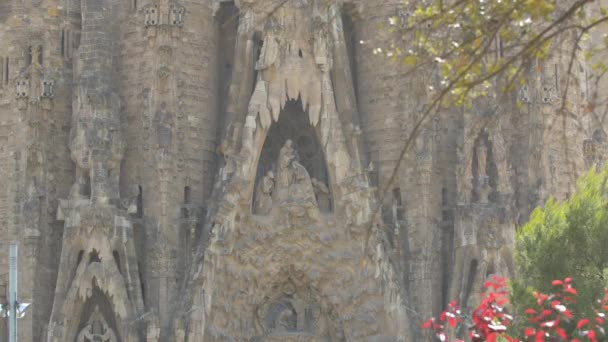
255,282 -> 336,341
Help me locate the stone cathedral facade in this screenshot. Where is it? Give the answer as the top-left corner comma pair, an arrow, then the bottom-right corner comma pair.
0,0 -> 605,341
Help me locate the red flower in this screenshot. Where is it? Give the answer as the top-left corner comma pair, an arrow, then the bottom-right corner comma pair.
576,318 -> 589,329
524,327 -> 536,337
587,329 -> 597,342
554,327 -> 567,339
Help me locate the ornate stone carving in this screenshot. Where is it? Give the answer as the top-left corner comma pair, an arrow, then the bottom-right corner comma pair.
246,0 -> 337,129
275,140 -> 318,217
154,102 -> 173,149
76,306 -> 118,342
144,4 -> 159,27
41,79 -> 54,98
519,85 -> 531,104
15,77 -> 28,98
540,81 -> 555,104
169,3 -> 185,26
256,282 -> 331,340
254,171 -> 274,215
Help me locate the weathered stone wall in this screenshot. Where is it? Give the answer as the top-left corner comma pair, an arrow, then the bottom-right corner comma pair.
0,0 -> 606,341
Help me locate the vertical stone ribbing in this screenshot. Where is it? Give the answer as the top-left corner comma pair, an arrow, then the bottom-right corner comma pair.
354,0 -> 444,332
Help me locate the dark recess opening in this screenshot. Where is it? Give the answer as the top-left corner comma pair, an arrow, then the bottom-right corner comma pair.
137,185 -> 143,218
184,186 -> 191,203
88,249 -> 101,264
113,250 -> 122,274
463,259 -> 478,309
341,4 -> 360,107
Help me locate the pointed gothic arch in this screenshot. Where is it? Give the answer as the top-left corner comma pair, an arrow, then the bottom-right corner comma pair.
74,286 -> 121,342
252,99 -> 333,214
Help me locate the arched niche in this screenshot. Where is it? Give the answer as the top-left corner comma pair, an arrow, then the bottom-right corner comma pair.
255,280 -> 343,341
252,99 -> 333,215
471,132 -> 498,204
74,285 -> 121,342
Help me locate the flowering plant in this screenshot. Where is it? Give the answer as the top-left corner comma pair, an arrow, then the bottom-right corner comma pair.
422,277 -> 608,341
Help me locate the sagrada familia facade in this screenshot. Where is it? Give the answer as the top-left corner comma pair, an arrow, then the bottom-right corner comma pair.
0,0 -> 606,341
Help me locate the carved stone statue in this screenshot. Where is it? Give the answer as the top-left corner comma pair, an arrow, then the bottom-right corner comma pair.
76,306 -> 118,342
274,140 -> 318,218
476,143 -> 490,203
476,143 -> 488,180
255,171 -> 275,215
275,306 -> 297,333
276,139 -> 296,202
155,102 -> 173,149
288,161 -> 317,205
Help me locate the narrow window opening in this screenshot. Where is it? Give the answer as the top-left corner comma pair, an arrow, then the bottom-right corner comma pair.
132,0 -> 137,11
1,57 -> 7,87
463,260 -> 478,309
5,58 -> 8,85
113,250 -> 122,274
184,186 -> 191,204
37,45 -> 43,66
61,30 -> 65,57
298,49 -> 303,58
77,250 -> 84,266
81,174 -> 91,198
137,185 -> 143,218
139,266 -> 146,302
341,4 -> 360,107
554,63 -> 559,92
181,186 -> 191,219
252,38 -> 264,96
392,188 -> 402,206
25,46 -> 32,67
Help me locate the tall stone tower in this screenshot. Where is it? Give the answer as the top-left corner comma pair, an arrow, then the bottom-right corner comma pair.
45,0 -> 145,341
0,0 -> 605,341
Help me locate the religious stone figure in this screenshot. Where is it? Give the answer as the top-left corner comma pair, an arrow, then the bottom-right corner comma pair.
76,306 -> 118,342
476,143 -> 490,203
275,139 -> 296,201
255,171 -> 275,215
288,161 -> 317,206
273,140 -> 318,218
476,144 -> 488,180
155,102 -> 173,149
275,306 -> 297,333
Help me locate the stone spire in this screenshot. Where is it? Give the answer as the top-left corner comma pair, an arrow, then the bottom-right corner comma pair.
69,0 -> 124,204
